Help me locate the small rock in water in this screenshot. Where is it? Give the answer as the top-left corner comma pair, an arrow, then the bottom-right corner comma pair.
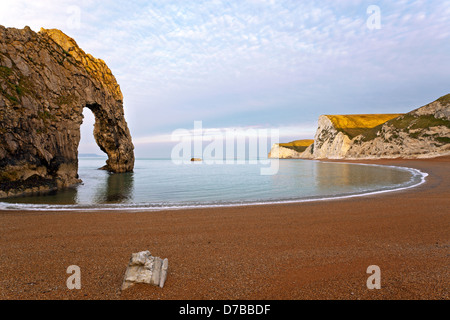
121,251 -> 169,290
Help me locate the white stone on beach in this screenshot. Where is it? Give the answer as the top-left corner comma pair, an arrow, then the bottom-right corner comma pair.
121,251 -> 169,290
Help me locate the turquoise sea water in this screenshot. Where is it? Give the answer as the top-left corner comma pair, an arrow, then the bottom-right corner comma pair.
0,159 -> 426,211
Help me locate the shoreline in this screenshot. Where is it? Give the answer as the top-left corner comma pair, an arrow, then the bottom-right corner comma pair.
0,157 -> 448,300
0,160 -> 429,212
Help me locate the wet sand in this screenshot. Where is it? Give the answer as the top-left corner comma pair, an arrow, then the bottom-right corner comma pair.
0,157 -> 448,300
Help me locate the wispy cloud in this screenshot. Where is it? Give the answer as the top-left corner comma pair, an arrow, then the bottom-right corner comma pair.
132,123 -> 317,145
1,0 -> 449,156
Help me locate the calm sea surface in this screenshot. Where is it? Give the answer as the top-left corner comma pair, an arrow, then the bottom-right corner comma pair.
0,159 -> 425,210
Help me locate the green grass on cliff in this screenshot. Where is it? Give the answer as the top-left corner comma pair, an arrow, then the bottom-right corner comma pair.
437,94 -> 450,105
1,90 -> 18,104
436,136 -> 450,144
331,95 -> 450,142
56,94 -> 77,106
38,111 -> 57,122
0,66 -> 17,104
279,140 -> 314,153
0,66 -> 12,78
389,114 -> 450,131
327,114 -> 403,139
0,65 -> 34,105
359,114 -> 450,142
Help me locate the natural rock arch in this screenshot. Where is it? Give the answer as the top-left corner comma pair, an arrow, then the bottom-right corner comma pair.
0,26 -> 134,198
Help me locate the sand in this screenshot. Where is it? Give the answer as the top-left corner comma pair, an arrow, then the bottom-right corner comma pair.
0,157 -> 448,300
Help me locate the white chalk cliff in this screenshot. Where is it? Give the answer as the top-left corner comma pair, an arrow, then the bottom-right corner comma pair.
270,94 -> 450,160
268,144 -> 305,159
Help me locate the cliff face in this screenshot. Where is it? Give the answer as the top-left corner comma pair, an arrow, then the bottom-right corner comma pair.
269,95 -> 450,160
301,95 -> 450,160
0,26 -> 134,198
305,114 -> 402,159
268,144 -> 304,159
306,115 -> 355,159
344,95 -> 450,159
268,140 -> 314,159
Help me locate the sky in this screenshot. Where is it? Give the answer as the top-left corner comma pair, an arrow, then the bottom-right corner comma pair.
1,0 -> 449,157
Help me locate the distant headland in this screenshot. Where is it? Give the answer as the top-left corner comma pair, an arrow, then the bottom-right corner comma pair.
79,154 -> 106,158
270,94 -> 450,160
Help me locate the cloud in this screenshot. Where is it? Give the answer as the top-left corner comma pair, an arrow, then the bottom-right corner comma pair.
1,0 -> 449,157
132,123 -> 317,145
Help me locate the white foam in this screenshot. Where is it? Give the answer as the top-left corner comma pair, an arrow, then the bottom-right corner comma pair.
0,162 -> 428,212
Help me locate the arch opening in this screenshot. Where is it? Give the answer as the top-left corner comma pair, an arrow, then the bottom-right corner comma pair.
79,107 -> 106,159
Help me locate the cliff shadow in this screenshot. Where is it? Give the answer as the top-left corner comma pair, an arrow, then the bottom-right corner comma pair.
93,172 -> 135,204
0,187 -> 79,205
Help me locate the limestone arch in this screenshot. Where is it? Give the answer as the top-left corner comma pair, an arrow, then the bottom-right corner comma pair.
0,26 -> 134,198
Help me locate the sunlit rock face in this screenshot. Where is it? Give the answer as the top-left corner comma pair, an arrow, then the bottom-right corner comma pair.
268,140 -> 315,159
301,96 -> 450,160
270,95 -> 450,160
268,144 -> 305,159
309,115 -> 355,159
344,96 -> 450,159
0,26 -> 134,198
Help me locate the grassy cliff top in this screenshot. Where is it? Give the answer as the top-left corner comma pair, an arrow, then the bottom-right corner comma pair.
436,93 -> 450,105
325,114 -> 404,139
280,140 -> 315,148
279,140 -> 314,153
326,114 -> 404,129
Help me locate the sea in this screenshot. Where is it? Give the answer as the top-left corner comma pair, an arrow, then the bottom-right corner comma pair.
0,158 -> 427,211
